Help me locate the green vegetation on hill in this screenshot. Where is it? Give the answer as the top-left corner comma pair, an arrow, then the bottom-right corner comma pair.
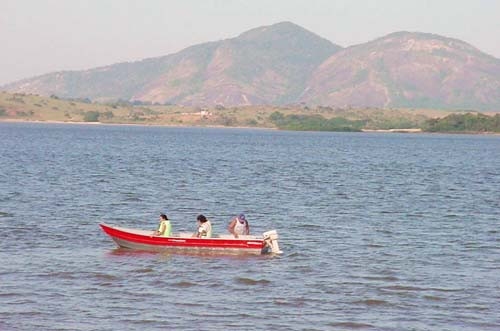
83,111 -> 100,122
269,112 -> 364,131
423,113 -> 500,133
2,92 -> 499,133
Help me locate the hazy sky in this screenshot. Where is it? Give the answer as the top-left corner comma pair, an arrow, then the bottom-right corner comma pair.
1,0 -> 499,85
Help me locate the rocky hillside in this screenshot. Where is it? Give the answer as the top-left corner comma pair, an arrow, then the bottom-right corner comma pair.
2,24 -> 500,110
300,32 -> 500,110
1,22 -> 340,106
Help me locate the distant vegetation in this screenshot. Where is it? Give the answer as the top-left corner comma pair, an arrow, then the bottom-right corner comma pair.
83,111 -> 100,122
269,112 -> 364,131
423,113 -> 500,133
1,92 -> 499,134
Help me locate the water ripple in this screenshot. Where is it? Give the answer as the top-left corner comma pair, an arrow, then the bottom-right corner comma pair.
234,277 -> 271,286
0,123 -> 499,331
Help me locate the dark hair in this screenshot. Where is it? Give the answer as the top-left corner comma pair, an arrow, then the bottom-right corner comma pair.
160,213 -> 168,220
197,214 -> 207,223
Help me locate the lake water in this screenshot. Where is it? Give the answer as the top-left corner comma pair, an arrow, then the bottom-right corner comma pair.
0,122 -> 499,331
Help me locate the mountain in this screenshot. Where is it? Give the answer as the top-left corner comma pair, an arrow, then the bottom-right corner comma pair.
300,32 -> 500,110
2,25 -> 500,110
1,22 -> 340,106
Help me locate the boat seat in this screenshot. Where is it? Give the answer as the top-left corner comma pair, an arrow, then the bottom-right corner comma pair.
217,234 -> 260,239
172,233 -> 261,240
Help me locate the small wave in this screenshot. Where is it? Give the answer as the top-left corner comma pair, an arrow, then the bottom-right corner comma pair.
272,298 -> 305,307
365,243 -> 384,248
424,295 -> 445,301
353,299 -> 390,306
301,224 -> 321,229
463,304 -> 490,311
192,312 -> 251,319
235,277 -> 271,285
0,293 -> 18,298
292,265 -> 314,272
383,285 -> 425,291
130,320 -> 157,325
429,287 -> 464,292
0,211 -> 14,217
328,322 -> 374,329
0,192 -> 21,202
124,197 -> 143,202
41,272 -> 77,280
383,285 -> 463,292
172,281 -> 196,288
133,268 -> 154,273
273,299 -> 291,306
473,245 -> 499,250
178,302 -> 204,307
93,273 -> 119,281
362,275 -> 398,281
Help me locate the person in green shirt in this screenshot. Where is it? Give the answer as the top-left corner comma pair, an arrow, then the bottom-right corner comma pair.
154,213 -> 172,237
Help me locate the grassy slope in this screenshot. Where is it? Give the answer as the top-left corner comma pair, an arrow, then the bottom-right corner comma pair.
0,91 -> 460,130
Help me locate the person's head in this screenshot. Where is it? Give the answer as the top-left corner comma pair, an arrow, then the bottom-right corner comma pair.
160,213 -> 168,220
197,214 -> 207,223
237,213 -> 246,223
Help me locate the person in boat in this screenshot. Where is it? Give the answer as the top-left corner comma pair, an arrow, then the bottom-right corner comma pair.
228,213 -> 250,238
192,214 -> 212,238
154,213 -> 172,237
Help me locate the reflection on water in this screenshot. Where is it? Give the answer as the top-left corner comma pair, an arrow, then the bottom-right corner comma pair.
0,123 -> 499,331
107,247 -> 278,260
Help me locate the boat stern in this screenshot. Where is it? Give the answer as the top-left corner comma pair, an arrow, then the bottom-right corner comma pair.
262,230 -> 282,254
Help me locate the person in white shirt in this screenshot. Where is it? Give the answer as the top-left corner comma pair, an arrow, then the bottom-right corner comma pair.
192,214 -> 212,238
228,213 -> 250,238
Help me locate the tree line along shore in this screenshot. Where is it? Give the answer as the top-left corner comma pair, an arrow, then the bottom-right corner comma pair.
1,92 -> 499,133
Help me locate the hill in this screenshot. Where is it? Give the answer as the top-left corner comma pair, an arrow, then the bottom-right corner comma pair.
300,32 -> 500,110
1,22 -> 340,107
2,24 -> 500,111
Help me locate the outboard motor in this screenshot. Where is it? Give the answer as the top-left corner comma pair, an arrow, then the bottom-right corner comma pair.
263,230 -> 282,254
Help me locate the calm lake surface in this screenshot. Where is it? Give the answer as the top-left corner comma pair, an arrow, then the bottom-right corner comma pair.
0,122 -> 499,331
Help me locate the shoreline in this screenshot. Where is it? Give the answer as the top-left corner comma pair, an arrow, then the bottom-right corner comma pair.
0,118 -> 277,130
361,128 -> 423,133
1,118 -> 499,135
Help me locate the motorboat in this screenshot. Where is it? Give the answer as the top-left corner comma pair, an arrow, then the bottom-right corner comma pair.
99,223 -> 282,255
